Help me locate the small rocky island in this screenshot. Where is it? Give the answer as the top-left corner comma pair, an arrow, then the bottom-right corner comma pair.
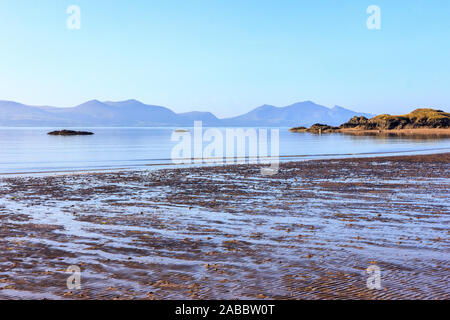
291,109 -> 450,134
47,130 -> 94,136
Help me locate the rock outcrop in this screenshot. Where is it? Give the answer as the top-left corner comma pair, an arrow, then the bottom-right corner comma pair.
291,109 -> 450,133
306,124 -> 339,133
47,130 -> 94,136
339,116 -> 369,128
290,124 -> 340,133
289,126 -> 307,132
341,109 -> 450,130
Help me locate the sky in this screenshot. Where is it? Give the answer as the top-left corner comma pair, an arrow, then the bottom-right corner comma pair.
0,0 -> 449,118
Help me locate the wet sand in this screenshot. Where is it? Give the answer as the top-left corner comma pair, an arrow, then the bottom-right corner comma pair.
0,153 -> 449,300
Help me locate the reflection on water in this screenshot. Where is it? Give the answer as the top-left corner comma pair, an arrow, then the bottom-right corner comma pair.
0,127 -> 449,173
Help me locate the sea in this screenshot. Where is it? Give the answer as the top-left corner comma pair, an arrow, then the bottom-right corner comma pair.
0,127 -> 449,174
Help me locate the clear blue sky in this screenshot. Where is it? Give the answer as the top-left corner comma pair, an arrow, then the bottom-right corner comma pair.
0,0 -> 449,117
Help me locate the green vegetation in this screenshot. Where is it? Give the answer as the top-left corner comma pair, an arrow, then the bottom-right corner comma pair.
373,109 -> 450,122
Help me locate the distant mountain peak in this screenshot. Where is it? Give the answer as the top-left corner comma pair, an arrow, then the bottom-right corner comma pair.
254,104 -> 277,111
122,99 -> 141,104
84,99 -> 103,104
284,101 -> 327,109
290,100 -> 318,105
180,111 -> 215,116
104,99 -> 143,105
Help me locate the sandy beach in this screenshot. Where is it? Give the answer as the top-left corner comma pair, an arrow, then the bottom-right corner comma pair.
0,153 -> 448,300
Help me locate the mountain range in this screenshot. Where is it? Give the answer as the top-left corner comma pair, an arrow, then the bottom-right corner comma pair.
0,99 -> 373,127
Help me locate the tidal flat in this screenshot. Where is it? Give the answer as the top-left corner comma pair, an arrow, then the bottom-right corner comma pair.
0,153 -> 448,299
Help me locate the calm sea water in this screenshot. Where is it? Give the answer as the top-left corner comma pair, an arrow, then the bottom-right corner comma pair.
0,127 -> 449,174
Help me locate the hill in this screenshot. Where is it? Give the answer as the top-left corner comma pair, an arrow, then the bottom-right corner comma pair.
221,101 -> 373,127
341,109 -> 450,130
291,109 -> 450,133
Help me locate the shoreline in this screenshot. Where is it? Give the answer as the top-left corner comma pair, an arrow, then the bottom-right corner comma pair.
0,152 -> 448,299
1,147 -> 449,177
